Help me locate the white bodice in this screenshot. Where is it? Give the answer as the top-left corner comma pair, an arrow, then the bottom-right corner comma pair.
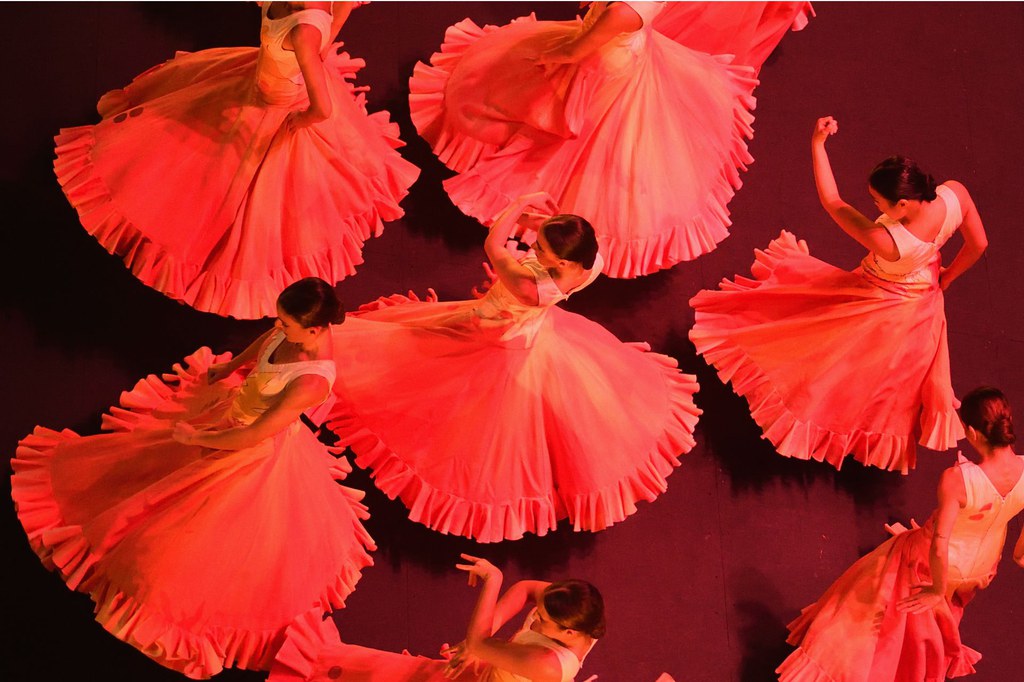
944,454 -> 1024,590
860,184 -> 962,290
256,4 -> 333,104
471,253 -> 602,346
228,331 -> 336,426
486,609 -> 587,682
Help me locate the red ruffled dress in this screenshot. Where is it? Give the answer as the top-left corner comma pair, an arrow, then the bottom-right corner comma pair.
54,4 -> 420,319
689,184 -> 966,473
778,454 -> 1024,681
11,334 -> 376,679
328,253 -> 702,542
410,1 -> 761,277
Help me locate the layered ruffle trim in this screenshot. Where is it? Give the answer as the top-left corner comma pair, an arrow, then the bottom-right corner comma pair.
409,15 -> 542,174
11,349 -> 374,679
439,75 -> 757,277
268,609 -> 342,682
776,643 -> 981,682
53,64 -> 417,320
690,231 -> 962,474
329,338 -> 700,543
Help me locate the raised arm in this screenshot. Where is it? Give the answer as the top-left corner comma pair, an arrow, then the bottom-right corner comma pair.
897,466 -> 965,613
938,180 -> 988,290
457,557 -> 563,682
326,1 -> 358,45
289,9 -> 333,129
173,372 -> 330,450
811,117 -> 900,260
490,580 -> 551,634
483,193 -> 559,306
536,2 -> 643,66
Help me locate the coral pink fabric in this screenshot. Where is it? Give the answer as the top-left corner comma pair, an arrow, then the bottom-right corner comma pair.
327,255 -> 701,542
651,1 -> 814,72
53,5 -> 419,319
777,454 -> 1024,681
10,344 -> 375,679
409,2 -> 758,277
269,609 -> 584,682
689,187 -> 967,473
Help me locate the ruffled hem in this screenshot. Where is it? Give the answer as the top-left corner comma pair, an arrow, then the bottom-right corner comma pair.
438,59 -> 757,278
690,231 -> 958,474
776,643 -> 982,682
11,349 -> 374,679
268,609 -> 341,682
53,50 -> 418,320
329,339 -> 700,543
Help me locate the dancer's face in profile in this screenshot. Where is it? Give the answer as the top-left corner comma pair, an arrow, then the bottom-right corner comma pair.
533,228 -> 566,270
275,305 -> 319,345
532,600 -> 572,641
869,186 -> 909,222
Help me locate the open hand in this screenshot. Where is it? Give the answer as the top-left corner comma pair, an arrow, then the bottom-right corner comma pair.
172,421 -> 198,446
884,518 -> 920,536
441,640 -> 481,679
471,262 -> 499,299
514,191 -> 559,216
455,553 -> 501,587
896,585 -> 946,614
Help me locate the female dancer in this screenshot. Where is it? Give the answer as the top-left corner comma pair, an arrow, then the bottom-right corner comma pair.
54,2 -> 419,319
410,2 -> 760,277
777,386 -> 1024,680
268,554 -> 604,682
328,192 -> 701,542
11,278 -> 375,679
690,116 -> 988,473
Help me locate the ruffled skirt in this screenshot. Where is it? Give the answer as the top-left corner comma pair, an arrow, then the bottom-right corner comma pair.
54,45 -> 420,319
410,15 -> 758,277
328,296 -> 701,543
689,231 -> 963,473
11,348 -> 376,678
778,523 -> 982,681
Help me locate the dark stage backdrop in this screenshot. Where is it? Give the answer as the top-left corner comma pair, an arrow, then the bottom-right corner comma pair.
3,2 -> 1022,681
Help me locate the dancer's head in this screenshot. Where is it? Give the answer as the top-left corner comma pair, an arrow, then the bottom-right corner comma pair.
533,579 -> 606,642
868,156 -> 938,219
276,277 -> 345,341
959,386 -> 1016,447
535,214 -> 599,270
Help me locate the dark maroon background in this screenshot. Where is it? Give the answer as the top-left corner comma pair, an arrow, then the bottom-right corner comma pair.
3,3 -> 1022,680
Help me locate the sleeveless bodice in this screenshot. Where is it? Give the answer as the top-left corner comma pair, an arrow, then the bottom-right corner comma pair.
228,332 -> 336,426
580,2 -> 666,69
472,253 -> 603,346
939,454 -> 1024,590
256,5 -> 333,104
486,609 -> 588,682
860,184 -> 962,291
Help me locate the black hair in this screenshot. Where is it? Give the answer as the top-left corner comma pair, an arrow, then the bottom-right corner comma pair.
277,277 -> 345,328
542,579 -> 606,639
868,155 -> 938,203
959,386 -> 1015,446
541,214 -> 599,269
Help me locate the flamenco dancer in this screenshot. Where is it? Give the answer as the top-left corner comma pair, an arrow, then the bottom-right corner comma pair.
269,555 -> 604,682
777,386 -> 1024,681
409,1 -> 763,277
11,278 -> 375,679
690,116 -> 988,473
328,192 -> 702,543
54,2 -> 419,319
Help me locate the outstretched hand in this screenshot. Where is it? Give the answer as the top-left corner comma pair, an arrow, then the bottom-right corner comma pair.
172,421 -> 198,446
441,640 -> 481,679
471,262 -> 499,299
513,191 -> 559,216
812,116 -> 838,145
455,553 -> 502,587
884,518 -> 921,536
896,584 -> 947,614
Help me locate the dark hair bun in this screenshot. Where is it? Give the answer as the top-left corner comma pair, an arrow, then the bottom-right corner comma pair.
277,277 -> 345,328
959,386 -> 1016,446
868,156 -> 938,203
541,214 -> 599,269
